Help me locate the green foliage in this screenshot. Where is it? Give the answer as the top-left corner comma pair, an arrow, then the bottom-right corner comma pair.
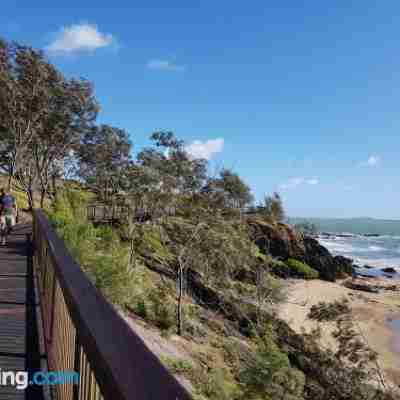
47,189 -> 134,306
239,326 -> 305,400
260,192 -> 285,223
213,168 -> 254,209
162,355 -> 241,400
256,270 -> 287,306
308,298 -> 351,322
270,259 -> 289,276
133,299 -> 148,319
201,368 -> 241,400
147,284 -> 176,332
161,356 -> 194,375
285,258 -> 319,280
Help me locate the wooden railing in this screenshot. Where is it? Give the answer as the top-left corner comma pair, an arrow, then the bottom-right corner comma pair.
33,210 -> 192,400
86,204 -> 130,222
86,204 -> 177,223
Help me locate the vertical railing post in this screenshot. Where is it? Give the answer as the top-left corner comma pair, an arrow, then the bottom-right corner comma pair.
73,334 -> 81,400
48,271 -> 57,343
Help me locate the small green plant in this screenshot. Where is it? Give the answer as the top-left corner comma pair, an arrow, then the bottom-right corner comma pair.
134,299 -> 148,319
161,356 -> 194,375
285,258 -> 319,279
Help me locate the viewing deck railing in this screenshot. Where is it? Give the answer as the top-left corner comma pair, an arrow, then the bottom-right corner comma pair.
86,204 -> 130,222
33,210 -> 192,400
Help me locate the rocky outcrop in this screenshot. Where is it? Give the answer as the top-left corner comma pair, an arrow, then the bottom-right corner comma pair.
381,267 -> 397,274
246,218 -> 305,260
246,217 -> 355,282
343,277 -> 399,293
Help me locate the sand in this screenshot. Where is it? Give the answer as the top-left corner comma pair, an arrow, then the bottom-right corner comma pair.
278,278 -> 400,388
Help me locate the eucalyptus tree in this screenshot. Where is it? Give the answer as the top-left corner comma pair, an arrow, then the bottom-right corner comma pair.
33,78 -> 98,207
262,192 -> 285,223
135,131 -> 207,215
77,124 -> 132,202
204,168 -> 254,210
0,40 -> 52,190
0,38 -> 99,208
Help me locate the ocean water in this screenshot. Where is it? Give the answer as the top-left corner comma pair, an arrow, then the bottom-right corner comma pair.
317,235 -> 400,273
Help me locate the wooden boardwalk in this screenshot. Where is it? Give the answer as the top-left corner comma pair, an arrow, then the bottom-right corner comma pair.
0,224 -> 44,400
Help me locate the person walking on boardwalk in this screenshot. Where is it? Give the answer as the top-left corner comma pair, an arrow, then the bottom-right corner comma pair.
0,188 -> 17,245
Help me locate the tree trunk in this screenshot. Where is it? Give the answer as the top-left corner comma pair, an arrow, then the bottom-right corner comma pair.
27,188 -> 35,211
40,190 -> 46,209
7,165 -> 14,191
177,265 -> 184,336
51,174 -> 58,199
129,238 -> 135,269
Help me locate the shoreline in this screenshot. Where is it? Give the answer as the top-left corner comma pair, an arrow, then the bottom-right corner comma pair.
279,278 -> 400,387
387,316 -> 400,355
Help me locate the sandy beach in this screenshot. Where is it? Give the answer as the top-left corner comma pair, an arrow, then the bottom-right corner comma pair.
278,278 -> 400,388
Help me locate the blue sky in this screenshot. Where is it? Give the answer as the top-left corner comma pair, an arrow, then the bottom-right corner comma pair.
1,1 -> 399,219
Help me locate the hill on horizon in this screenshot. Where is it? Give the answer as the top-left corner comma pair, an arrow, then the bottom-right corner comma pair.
289,217 -> 400,236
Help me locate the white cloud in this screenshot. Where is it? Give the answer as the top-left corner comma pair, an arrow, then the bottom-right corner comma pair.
46,23 -> 114,54
279,177 -> 319,190
366,155 -> 380,167
146,59 -> 185,72
185,138 -> 224,160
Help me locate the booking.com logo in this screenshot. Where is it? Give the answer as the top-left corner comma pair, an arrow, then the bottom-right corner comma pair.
0,370 -> 79,390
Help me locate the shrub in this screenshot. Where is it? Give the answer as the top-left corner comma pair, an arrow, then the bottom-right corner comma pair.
161,356 -> 194,375
201,368 -> 241,400
148,284 -> 176,332
308,298 -> 351,322
133,299 -> 148,319
47,188 -> 134,307
239,326 -> 305,400
285,258 -> 319,280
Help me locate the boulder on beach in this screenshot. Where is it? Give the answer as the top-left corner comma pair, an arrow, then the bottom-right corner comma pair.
381,267 -> 397,274
344,279 -> 381,293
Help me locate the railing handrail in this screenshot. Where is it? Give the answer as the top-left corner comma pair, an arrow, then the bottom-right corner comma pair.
33,209 -> 192,400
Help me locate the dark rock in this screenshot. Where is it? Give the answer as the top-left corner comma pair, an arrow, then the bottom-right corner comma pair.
356,273 -> 378,278
247,218 -> 355,282
247,219 -> 305,260
333,255 -> 354,276
363,265 -> 375,269
381,267 -> 396,274
302,237 -> 337,281
302,238 -> 355,282
344,281 -> 380,293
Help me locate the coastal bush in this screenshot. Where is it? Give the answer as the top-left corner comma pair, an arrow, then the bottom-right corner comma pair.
201,368 -> 241,400
161,356 -> 194,375
239,326 -> 305,400
286,258 -> 319,279
308,298 -> 351,322
147,283 -> 176,332
47,189 -> 134,306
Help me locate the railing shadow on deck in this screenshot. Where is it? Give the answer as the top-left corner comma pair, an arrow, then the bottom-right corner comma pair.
33,210 -> 192,400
